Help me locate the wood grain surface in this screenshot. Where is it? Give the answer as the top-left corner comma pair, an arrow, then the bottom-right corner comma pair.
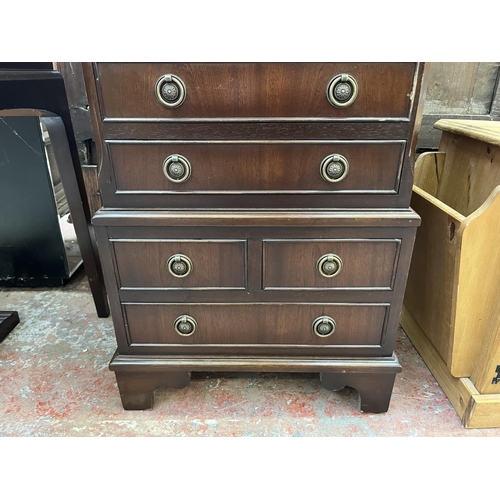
96,63 -> 416,119
124,302 -> 388,346
112,239 -> 246,289
263,239 -> 400,290
107,141 -> 404,194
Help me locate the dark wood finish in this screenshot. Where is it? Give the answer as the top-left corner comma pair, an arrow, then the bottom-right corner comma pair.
263,238 -> 400,290
114,294 -> 401,356
107,141 -> 404,193
115,371 -> 191,410
112,239 -> 246,289
98,192 -> 415,210
409,62 -> 428,155
110,351 -> 403,372
119,288 -> 393,305
95,63 -> 416,119
0,311 -> 20,343
81,165 -> 102,216
0,68 -> 109,318
54,62 -> 93,142
93,214 -> 418,360
84,62 -> 425,413
83,63 -> 424,211
106,224 -> 417,240
109,351 -> 401,411
92,212 -> 419,358
247,239 -> 263,291
109,234 -> 403,292
111,226 -> 418,320
320,371 -> 399,413
98,121 -> 415,209
123,302 -> 388,347
102,120 -> 410,140
93,226 -> 129,353
92,209 -> 421,227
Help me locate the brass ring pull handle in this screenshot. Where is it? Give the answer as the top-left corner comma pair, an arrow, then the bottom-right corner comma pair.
320,154 -> 349,183
317,253 -> 343,278
167,254 -> 193,278
174,315 -> 197,336
163,154 -> 191,183
326,73 -> 358,108
155,74 -> 187,108
312,316 -> 336,338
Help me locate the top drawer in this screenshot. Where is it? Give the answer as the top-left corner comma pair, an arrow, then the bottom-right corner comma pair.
94,63 -> 417,120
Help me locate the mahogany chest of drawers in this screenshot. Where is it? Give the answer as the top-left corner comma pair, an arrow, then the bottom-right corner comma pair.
84,62 -> 425,412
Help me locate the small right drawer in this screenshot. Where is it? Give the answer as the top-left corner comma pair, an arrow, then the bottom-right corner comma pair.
263,239 -> 401,290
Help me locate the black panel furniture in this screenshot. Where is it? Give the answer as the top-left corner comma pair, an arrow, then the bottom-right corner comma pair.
0,64 -> 109,317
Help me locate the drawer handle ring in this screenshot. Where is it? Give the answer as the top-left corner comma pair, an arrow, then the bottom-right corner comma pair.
174,315 -> 197,336
155,74 -> 187,108
163,154 -> 192,183
167,253 -> 193,278
317,253 -> 343,278
326,73 -> 358,108
312,316 -> 336,338
320,154 -> 349,183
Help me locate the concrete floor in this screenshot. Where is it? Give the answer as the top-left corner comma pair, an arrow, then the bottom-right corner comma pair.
1,267 -> 500,437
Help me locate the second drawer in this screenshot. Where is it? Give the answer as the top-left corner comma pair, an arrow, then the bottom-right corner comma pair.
107,141 -> 405,195
111,237 -> 400,291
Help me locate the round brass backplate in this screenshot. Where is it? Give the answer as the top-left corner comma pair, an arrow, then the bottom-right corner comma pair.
320,154 -> 349,183
167,254 -> 193,278
174,315 -> 197,336
162,154 -> 192,183
326,73 -> 358,108
155,74 -> 187,108
317,254 -> 343,278
312,316 -> 336,338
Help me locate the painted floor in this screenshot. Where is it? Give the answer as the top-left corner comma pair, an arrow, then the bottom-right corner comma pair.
1,267 -> 499,437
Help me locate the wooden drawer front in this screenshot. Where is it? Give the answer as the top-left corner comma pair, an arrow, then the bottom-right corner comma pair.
112,240 -> 246,289
108,141 -> 404,194
124,303 -> 388,346
263,239 -> 400,290
96,63 -> 416,119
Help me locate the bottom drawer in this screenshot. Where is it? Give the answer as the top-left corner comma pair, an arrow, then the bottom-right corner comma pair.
124,303 -> 388,347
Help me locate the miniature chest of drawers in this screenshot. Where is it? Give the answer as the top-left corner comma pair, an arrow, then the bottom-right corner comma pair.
84,63 -> 425,412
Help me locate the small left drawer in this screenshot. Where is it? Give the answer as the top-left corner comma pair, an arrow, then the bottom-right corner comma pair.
111,239 -> 247,289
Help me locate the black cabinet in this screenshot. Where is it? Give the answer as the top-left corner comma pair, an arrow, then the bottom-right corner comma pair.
0,115 -> 82,286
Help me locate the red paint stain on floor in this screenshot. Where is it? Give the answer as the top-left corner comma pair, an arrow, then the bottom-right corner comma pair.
283,396 -> 317,418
